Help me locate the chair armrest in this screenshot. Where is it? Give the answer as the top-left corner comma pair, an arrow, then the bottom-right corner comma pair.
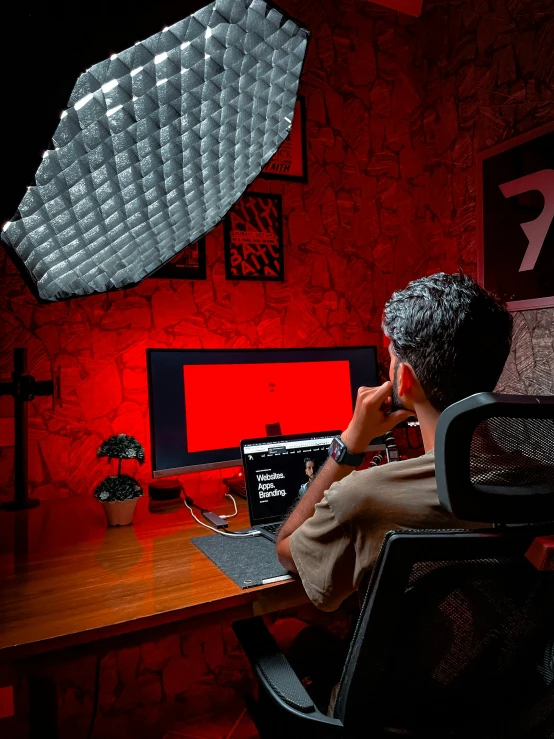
234,616 -> 315,713
233,617 -> 343,733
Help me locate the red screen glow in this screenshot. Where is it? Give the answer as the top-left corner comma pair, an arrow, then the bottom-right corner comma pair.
183,361 -> 352,452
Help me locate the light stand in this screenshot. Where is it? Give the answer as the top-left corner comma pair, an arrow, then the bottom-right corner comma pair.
0,348 -> 54,510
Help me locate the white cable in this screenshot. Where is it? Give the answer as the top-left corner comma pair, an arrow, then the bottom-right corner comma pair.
184,499 -> 259,537
220,493 -> 238,519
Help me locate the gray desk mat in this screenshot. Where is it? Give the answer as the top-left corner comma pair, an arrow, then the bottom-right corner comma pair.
191,532 -> 291,589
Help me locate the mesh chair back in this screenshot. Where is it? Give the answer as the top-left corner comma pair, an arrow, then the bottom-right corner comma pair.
334,396 -> 554,737
383,559 -> 554,736
470,415 -> 554,489
435,394 -> 554,523
335,531 -> 554,739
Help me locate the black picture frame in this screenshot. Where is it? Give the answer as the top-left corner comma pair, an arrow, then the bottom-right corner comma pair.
477,122 -> 554,311
151,238 -> 207,280
224,193 -> 284,281
260,95 -> 308,183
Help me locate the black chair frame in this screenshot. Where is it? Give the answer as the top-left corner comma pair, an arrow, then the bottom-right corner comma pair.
234,394 -> 554,738
235,525 -> 554,739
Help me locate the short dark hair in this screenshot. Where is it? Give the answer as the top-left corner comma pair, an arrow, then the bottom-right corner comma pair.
382,273 -> 513,412
304,457 -> 314,467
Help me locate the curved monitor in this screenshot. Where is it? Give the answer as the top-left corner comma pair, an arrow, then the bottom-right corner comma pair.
147,346 -> 379,476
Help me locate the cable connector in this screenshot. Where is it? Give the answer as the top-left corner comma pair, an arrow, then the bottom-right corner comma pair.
183,496 -> 259,538
202,510 -> 229,529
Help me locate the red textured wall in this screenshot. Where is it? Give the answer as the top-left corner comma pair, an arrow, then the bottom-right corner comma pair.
1,0 -> 553,503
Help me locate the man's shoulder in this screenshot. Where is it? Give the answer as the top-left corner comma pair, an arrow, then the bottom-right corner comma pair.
325,451 -> 437,522
346,450 -> 435,487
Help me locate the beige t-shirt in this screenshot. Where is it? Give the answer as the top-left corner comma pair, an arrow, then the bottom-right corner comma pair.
289,451 -> 482,612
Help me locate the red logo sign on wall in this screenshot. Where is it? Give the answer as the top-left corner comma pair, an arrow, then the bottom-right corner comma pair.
477,122 -> 554,311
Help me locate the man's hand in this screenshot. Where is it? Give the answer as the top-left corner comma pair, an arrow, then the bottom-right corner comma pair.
341,381 -> 414,454
276,381 -> 413,574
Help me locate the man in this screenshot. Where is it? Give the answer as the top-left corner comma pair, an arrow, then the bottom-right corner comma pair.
276,273 -> 513,612
299,457 -> 316,496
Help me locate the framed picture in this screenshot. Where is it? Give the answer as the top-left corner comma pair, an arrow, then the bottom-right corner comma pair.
224,193 -> 284,281
260,95 -> 307,182
152,238 -> 207,279
477,122 -> 554,311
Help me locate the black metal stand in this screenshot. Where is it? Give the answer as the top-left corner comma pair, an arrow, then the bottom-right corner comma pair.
0,348 -> 54,510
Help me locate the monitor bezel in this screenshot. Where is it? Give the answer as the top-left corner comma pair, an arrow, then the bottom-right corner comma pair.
241,430 -> 341,526
147,345 -> 380,477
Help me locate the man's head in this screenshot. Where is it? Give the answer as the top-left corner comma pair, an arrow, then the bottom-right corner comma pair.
304,458 -> 315,478
383,273 -> 513,413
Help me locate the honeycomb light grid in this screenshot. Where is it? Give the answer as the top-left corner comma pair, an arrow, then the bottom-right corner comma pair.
0,0 -> 309,301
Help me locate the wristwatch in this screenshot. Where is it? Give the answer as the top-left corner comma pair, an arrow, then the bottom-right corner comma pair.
328,437 -> 365,467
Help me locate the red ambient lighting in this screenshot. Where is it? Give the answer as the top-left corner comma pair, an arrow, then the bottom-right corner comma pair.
183,361 -> 352,452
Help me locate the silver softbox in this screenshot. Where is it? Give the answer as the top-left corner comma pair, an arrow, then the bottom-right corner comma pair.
1,0 -> 309,301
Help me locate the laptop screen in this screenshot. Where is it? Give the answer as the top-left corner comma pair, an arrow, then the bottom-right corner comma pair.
242,431 -> 339,526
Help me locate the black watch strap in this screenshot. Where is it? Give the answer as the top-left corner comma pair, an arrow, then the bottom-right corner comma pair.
341,447 -> 365,466
328,437 -> 365,467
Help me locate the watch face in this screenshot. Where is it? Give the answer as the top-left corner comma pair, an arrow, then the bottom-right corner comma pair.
329,437 -> 344,462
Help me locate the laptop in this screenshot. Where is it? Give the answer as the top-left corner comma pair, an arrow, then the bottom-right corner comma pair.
241,430 -> 340,542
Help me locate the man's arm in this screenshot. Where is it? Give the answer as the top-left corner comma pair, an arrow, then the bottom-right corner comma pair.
276,381 -> 413,572
275,455 -> 355,573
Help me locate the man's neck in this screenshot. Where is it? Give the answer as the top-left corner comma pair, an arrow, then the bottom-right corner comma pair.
413,402 -> 441,453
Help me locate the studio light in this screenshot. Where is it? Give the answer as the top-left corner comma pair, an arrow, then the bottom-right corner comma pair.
1,0 -> 309,301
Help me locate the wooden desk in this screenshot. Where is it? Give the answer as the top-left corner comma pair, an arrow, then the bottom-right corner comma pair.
0,494 -> 306,663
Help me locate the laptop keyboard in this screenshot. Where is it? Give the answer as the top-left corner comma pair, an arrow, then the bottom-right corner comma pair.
261,523 -> 280,534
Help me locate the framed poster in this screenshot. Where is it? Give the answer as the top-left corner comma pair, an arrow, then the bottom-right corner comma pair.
152,238 -> 207,279
260,96 -> 307,182
477,122 -> 554,311
224,193 -> 284,281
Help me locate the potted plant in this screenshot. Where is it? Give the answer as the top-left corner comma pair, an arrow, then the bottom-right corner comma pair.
94,434 -> 145,526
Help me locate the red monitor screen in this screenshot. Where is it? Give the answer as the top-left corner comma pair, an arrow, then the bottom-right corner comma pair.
183,360 -> 352,453
147,347 -> 379,475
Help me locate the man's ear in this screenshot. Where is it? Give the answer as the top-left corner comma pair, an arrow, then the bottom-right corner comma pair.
397,362 -> 414,397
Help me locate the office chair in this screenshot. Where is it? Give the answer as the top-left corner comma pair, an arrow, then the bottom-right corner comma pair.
233,393 -> 554,739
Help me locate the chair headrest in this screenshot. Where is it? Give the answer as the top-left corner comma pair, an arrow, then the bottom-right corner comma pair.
435,393 -> 554,524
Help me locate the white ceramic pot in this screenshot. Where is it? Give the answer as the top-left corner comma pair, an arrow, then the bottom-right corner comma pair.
101,498 -> 138,526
